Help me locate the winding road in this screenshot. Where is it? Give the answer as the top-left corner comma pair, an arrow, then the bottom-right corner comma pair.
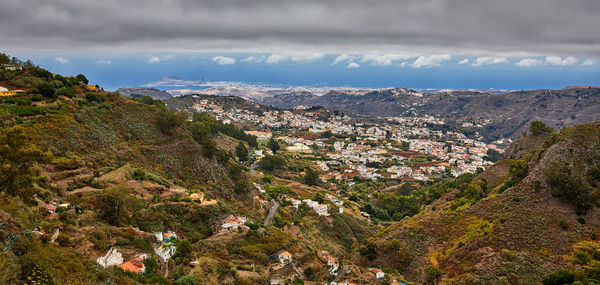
264,200 -> 280,226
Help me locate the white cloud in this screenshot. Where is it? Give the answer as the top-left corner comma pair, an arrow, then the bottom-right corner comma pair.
212,56 -> 236,65
333,54 -> 357,65
240,55 -> 266,63
544,55 -> 577,66
146,55 -> 174,64
458,59 -> 469,65
581,58 -> 597,66
266,54 -> 285,64
346,62 -> 360,69
411,54 -> 451,68
265,51 -> 324,64
360,54 -> 413,66
289,52 -> 324,63
55,57 -> 68,64
147,56 -> 162,63
515,58 -> 542,67
95,59 -> 111,64
472,56 -> 508,66
400,62 -> 410,67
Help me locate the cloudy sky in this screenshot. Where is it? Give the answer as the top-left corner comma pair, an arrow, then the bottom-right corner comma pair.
2,0 -> 599,90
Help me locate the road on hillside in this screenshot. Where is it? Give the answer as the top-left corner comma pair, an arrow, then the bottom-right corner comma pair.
264,200 -> 280,226
333,265 -> 348,283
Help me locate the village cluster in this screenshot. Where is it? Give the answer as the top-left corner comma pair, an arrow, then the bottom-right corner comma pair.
192,98 -> 507,182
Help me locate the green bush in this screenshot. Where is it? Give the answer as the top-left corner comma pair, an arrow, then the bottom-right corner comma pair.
157,110 -> 187,135
84,92 -> 104,103
425,265 -> 442,284
546,163 -> 595,215
258,155 -> 286,171
37,82 -> 56,99
529,121 -> 553,136
542,269 -> 575,285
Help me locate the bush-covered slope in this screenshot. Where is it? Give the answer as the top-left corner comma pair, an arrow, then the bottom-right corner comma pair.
362,122 -> 600,284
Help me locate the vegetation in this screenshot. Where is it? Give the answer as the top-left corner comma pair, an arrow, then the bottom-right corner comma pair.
257,155 -> 286,171
97,185 -> 141,226
0,126 -> 51,202
529,121 -> 554,136
235,142 -> 249,162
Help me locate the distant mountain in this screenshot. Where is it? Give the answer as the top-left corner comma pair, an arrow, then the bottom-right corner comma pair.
259,87 -> 600,139
116,87 -> 172,100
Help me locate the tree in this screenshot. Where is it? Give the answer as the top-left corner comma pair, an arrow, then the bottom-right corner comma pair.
483,149 -> 501,162
156,110 -> 187,135
175,239 -> 192,259
359,242 -> 378,260
304,167 -> 318,186
267,138 -> 280,153
97,185 -> 140,226
257,155 -> 286,171
425,265 -> 442,284
143,256 -> 159,274
529,121 -> 553,136
0,53 -> 10,64
76,74 -> 89,85
542,269 -> 575,285
509,159 -> 528,181
0,126 -> 51,203
464,180 -> 488,202
140,95 -> 155,105
235,142 -> 249,162
37,82 -> 56,99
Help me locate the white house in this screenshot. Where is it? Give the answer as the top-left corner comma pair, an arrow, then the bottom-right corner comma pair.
155,244 -> 177,261
371,268 -> 385,279
221,215 -> 247,230
278,251 -> 292,264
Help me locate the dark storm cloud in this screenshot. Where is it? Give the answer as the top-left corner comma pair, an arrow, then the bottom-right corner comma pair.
1,0 -> 599,55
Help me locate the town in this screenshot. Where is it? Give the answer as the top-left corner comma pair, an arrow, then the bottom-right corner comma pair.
186,96 -> 507,183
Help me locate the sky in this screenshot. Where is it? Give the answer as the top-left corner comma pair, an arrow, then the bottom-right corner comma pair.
1,0 -> 599,91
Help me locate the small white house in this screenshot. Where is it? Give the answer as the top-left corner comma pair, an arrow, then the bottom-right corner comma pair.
371,268 -> 385,279
278,251 -> 292,264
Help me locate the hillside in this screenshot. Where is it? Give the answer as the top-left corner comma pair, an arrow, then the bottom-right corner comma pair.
0,56 -> 379,284
361,122 -> 600,283
260,87 -> 600,140
117,87 -> 173,100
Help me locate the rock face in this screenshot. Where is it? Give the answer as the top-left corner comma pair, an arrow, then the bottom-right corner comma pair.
116,87 -> 172,100
96,248 -> 124,268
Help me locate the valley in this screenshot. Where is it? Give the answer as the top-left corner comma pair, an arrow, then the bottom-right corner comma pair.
1,54 -> 600,285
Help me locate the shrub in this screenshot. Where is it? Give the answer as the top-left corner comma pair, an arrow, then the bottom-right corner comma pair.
358,242 -> 378,260
529,121 -> 553,136
257,155 -> 286,171
542,269 -> 575,285
236,142 -> 249,162
56,86 -> 75,98
558,220 -> 568,230
425,265 -> 442,284
84,92 -> 104,103
546,163 -> 594,215
37,82 -> 56,99
505,251 -> 517,261
97,185 -> 140,226
575,251 -> 590,265
56,233 -> 70,247
157,110 -> 187,135
303,168 -> 318,186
